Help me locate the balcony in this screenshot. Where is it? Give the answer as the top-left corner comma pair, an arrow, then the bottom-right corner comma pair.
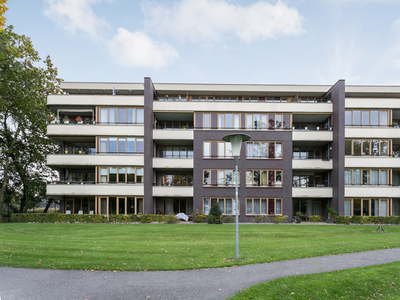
47,124 -> 144,137
47,182 -> 144,196
153,158 -> 193,169
345,156 -> 400,168
292,187 -> 332,198
292,158 -> 332,170
345,186 -> 399,198
153,186 -> 193,197
292,130 -> 333,141
47,154 -> 144,167
47,94 -> 144,106
153,129 -> 193,140
345,126 -> 398,139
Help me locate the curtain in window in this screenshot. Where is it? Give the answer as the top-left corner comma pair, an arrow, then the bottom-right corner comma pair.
353,169 -> 361,185
380,170 -> 387,185
371,170 -> 379,185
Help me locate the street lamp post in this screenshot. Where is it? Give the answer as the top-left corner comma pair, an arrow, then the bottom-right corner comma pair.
222,133 -> 250,261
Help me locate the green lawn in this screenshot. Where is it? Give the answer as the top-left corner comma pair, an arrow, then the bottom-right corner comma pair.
0,223 -> 399,271
228,261 -> 400,300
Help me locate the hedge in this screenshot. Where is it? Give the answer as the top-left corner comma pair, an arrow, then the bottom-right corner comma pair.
336,215 -> 400,225
10,213 -> 181,224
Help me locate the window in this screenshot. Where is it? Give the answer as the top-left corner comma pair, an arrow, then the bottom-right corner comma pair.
98,137 -> 143,154
203,169 -> 238,186
65,197 -> 95,214
246,170 -> 282,187
345,139 -> 391,156
203,141 -> 232,158
345,169 -> 390,186
97,167 -> 144,183
64,142 -> 95,155
345,110 -> 390,126
98,196 -> 143,215
97,107 -> 143,124
345,198 -> 390,216
246,113 -> 290,129
246,141 -> 283,159
203,198 -> 238,215
246,198 -> 282,215
158,173 -> 193,186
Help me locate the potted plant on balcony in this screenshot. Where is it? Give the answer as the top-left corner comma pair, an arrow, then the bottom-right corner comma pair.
329,126 -> 333,131
63,115 -> 70,124
75,116 -> 83,124
79,179 -> 84,185
47,114 -> 56,124
291,124 -> 295,130
182,125 -> 189,130
91,118 -> 96,124
85,118 -> 90,124
316,126 -> 320,131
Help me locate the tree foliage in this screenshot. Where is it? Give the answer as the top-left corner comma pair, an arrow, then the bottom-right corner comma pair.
0,25 -> 62,221
0,0 -> 8,32
207,202 -> 223,224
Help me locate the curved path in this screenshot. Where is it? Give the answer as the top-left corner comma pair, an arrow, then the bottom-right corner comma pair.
1,248 -> 399,300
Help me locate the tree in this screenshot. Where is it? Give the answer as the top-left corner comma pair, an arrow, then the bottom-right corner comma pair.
0,24 -> 62,222
0,0 -> 8,32
207,201 -> 223,224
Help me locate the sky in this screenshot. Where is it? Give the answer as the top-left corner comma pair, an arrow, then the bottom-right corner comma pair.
5,0 -> 400,85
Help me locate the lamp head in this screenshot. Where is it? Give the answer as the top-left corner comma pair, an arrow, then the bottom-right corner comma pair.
222,134 -> 251,156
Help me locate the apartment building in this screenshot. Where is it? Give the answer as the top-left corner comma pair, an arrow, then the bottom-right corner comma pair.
46,78 -> 400,222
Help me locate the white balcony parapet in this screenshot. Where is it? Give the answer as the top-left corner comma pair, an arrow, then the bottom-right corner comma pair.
345,127 -> 399,139
292,130 -> 333,141
47,183 -> 144,196
345,186 -> 399,198
47,124 -> 144,137
153,186 -> 193,197
47,154 -> 144,167
292,159 -> 332,170
292,187 -> 332,198
345,156 -> 400,168
153,158 -> 193,169
153,129 -> 193,140
47,94 -> 144,106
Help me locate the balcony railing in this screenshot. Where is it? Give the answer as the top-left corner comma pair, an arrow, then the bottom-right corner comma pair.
48,181 -> 143,185
155,95 -> 332,103
292,183 -> 331,187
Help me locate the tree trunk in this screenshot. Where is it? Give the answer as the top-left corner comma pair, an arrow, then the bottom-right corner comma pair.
43,198 -> 54,213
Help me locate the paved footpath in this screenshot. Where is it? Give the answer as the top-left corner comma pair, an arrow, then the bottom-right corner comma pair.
0,248 -> 399,300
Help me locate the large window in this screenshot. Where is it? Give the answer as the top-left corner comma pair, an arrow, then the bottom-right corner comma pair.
203,169 -> 238,187
246,170 -> 282,187
157,146 -> 193,158
292,199 -> 322,216
156,121 -> 193,130
246,198 -> 282,215
157,173 -> 193,186
344,169 -> 390,186
203,198 -> 238,215
64,142 -> 96,155
65,197 -> 95,214
98,167 -> 143,183
65,169 -> 95,182
98,107 -> 143,124
203,141 -> 232,158
99,137 -> 143,154
246,113 -> 290,129
345,110 -> 390,126
345,139 -> 390,156
246,141 -> 282,159
293,147 -> 323,159
345,198 -> 390,216
98,196 -> 143,215
218,113 -> 240,129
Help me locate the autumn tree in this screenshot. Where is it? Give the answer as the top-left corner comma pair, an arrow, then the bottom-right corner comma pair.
0,24 -> 62,222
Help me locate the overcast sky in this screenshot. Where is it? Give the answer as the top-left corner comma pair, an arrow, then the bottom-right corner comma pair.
5,0 -> 400,85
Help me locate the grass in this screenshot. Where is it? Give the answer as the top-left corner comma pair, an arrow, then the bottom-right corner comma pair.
0,223 -> 399,271
227,261 -> 400,300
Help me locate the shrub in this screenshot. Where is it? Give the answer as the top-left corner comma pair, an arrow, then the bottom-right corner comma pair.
310,215 -> 322,223
273,215 -> 288,224
224,216 -> 235,223
164,214 -> 178,224
336,216 -> 351,224
138,214 -> 154,223
350,215 -> 363,224
192,210 -> 205,223
154,214 -> 164,223
207,202 -> 223,224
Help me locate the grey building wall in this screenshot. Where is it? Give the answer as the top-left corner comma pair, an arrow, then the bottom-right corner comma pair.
193,130 -> 292,222
144,77 -> 155,214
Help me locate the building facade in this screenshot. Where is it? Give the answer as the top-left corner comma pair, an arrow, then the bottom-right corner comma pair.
46,78 -> 400,221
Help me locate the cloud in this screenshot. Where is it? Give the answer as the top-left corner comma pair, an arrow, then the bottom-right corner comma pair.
108,28 -> 179,69
322,0 -> 400,4
142,0 -> 305,43
43,0 -> 110,40
392,19 -> 400,32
